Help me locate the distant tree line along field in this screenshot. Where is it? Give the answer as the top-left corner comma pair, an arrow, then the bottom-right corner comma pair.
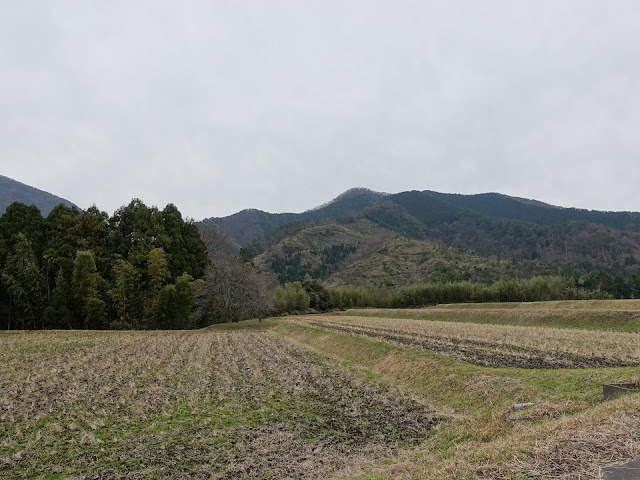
2,199 -> 639,330
273,275 -> 613,315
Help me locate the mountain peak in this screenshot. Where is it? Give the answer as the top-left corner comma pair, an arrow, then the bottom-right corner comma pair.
306,187 -> 387,213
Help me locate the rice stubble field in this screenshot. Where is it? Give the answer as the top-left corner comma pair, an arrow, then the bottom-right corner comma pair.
4,300 -> 640,479
0,328 -> 439,479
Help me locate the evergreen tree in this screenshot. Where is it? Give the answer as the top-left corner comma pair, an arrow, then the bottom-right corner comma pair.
0,202 -> 45,259
154,274 -> 201,329
1,233 -> 45,329
72,251 -> 106,329
147,248 -> 170,292
301,274 -> 330,311
43,268 -> 74,329
108,259 -> 140,329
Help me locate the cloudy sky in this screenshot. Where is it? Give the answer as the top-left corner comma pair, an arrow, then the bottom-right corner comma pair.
1,1 -> 639,219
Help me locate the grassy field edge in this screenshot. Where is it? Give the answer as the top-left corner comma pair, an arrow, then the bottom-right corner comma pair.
345,304 -> 640,332
273,320 -> 640,479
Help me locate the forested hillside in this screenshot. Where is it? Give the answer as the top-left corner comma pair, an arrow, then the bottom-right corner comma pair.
426,191 -> 640,230
202,187 -> 386,248
253,219 -> 396,283
0,175 -> 76,216
4,186 -> 640,330
328,237 -> 556,287
215,189 -> 640,298
363,191 -> 640,269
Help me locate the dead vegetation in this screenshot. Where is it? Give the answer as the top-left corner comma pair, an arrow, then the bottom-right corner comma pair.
292,315 -> 640,368
4,304 -> 640,479
476,396 -> 640,480
279,316 -> 640,480
0,329 -> 438,479
350,306 -> 640,333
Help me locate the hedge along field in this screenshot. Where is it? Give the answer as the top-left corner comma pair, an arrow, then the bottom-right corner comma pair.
290,315 -> 640,368
0,328 -> 439,479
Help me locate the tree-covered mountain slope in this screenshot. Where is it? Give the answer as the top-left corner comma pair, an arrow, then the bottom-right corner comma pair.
205,188 -> 640,285
253,215 -> 640,286
253,218 -> 396,284
362,191 -> 640,270
327,236 -> 555,287
201,188 -> 386,248
201,209 -> 299,250
423,191 -> 640,231
0,175 -> 77,216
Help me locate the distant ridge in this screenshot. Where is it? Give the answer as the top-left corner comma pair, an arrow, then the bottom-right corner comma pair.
202,187 -> 386,248
423,191 -> 640,228
203,187 -> 640,251
0,175 -> 77,216
200,187 -> 640,286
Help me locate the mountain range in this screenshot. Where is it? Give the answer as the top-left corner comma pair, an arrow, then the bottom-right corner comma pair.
203,188 -> 640,286
2,173 -> 639,287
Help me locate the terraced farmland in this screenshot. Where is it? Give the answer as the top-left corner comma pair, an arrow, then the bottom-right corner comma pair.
292,315 -> 640,368
0,329 -> 438,479
349,300 -> 640,332
4,300 -> 640,479
277,304 -> 640,479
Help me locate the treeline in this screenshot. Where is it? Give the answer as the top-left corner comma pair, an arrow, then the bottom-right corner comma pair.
4,198 -> 639,329
428,191 -> 640,232
273,275 -> 614,314
0,200 -> 209,330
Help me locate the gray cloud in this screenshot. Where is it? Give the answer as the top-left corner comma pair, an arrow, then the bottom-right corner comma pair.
1,1 -> 639,218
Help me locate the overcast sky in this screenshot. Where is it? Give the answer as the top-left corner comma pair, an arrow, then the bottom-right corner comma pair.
1,1 -> 639,219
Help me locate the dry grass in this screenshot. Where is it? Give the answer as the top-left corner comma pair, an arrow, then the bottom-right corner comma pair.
467,394 -> 640,480
425,299 -> 640,310
0,328 -> 438,479
277,320 -> 640,480
349,304 -> 640,333
289,315 -> 640,368
4,309 -> 640,479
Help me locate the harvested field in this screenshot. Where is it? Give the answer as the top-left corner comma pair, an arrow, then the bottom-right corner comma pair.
279,319 -> 640,480
0,329 -> 439,479
349,304 -> 640,332
427,299 -> 640,310
292,315 -> 640,368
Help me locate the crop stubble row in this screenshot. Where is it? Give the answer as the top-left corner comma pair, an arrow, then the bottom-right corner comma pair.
292,315 -> 640,368
0,329 -> 438,479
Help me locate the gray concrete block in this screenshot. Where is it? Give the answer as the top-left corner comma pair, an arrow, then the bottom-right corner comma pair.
601,455 -> 640,480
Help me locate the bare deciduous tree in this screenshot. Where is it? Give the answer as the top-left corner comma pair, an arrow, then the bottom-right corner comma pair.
194,226 -> 275,325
